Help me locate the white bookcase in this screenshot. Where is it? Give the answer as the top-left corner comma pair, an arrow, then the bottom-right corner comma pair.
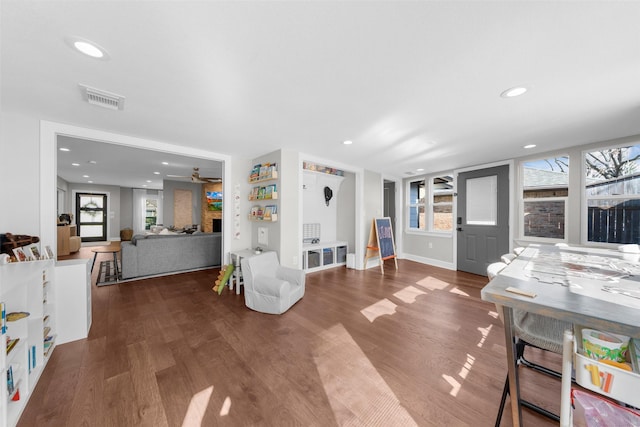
0,259 -> 56,427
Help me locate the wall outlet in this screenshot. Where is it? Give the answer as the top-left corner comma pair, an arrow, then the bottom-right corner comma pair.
293,255 -> 298,265
428,242 -> 433,249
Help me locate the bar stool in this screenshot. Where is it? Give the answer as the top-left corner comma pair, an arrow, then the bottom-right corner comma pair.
487,263 -> 573,425
501,253 -> 517,265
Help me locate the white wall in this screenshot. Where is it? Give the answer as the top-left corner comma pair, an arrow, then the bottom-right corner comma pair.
302,170 -> 345,242
0,112 -> 41,236
279,149 -> 301,269
362,170 -> 383,269
336,171 -> 356,253
229,155 -> 253,256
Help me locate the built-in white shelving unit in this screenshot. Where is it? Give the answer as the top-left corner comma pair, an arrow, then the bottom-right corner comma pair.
0,259 -> 56,427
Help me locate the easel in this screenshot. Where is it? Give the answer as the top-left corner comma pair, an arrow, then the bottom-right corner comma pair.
364,218 -> 398,274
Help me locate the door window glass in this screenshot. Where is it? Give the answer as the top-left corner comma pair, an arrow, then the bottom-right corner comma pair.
466,175 -> 497,225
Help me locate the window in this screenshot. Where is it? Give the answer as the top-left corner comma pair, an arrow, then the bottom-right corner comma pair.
432,176 -> 453,231
407,175 -> 453,233
520,156 -> 569,241
585,143 -> 640,244
408,179 -> 426,230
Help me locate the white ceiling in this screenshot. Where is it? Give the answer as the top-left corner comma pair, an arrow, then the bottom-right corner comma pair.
3,1 -> 640,182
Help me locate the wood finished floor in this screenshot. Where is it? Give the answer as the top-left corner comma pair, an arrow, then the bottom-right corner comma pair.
20,251 -> 560,426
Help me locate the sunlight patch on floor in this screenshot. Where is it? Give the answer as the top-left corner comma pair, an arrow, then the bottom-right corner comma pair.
458,354 -> 475,379
393,285 -> 427,304
442,375 -> 461,397
415,275 -> 451,290
181,386 -> 214,427
443,353 -> 477,397
220,396 -> 232,416
360,298 -> 397,323
487,309 -> 499,319
476,324 -> 493,348
448,286 -> 469,297
314,323 -> 418,426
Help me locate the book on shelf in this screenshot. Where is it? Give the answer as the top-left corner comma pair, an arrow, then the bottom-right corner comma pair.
43,326 -> 51,338
1,302 -> 5,334
263,206 -> 272,221
6,337 -> 19,354
263,205 -> 277,221
250,164 -> 261,180
44,341 -> 53,357
250,186 -> 260,199
257,187 -> 266,199
7,364 -> 14,394
265,184 -> 276,198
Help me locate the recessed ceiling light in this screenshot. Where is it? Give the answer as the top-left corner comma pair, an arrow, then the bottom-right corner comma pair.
146,180 -> 152,183
524,144 -> 537,149
153,171 -> 160,175
162,162 -> 169,165
343,140 -> 353,145
142,184 -> 147,188
416,168 -> 424,172
87,180 -> 93,183
89,160 -> 97,164
65,36 -> 109,60
500,87 -> 527,98
82,175 -> 89,178
59,147 -> 70,152
72,163 -> 80,166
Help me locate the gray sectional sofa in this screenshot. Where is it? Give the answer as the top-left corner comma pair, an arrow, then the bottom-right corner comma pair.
120,232 -> 221,279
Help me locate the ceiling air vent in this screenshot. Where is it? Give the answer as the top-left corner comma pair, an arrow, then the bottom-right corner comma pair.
79,84 -> 125,110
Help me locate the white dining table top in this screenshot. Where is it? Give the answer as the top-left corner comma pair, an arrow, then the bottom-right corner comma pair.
481,244 -> 640,338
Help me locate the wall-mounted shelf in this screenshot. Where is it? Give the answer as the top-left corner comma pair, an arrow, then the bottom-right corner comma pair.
248,214 -> 278,222
248,171 -> 278,183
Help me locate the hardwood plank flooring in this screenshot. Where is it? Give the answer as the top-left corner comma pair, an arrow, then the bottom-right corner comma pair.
20,252 -> 561,426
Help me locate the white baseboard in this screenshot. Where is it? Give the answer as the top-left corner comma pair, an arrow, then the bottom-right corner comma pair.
399,253 -> 456,270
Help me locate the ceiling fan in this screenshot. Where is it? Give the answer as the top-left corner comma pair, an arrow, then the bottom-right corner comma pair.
167,167 -> 221,183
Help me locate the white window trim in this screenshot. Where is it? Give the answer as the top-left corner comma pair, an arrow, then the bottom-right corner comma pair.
405,173 -> 454,235
406,176 -> 426,232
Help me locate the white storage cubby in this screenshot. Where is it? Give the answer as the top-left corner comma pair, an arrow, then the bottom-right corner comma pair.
302,241 -> 348,272
0,259 -> 56,427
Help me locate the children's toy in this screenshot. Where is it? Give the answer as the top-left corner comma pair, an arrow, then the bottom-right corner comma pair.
213,264 -> 235,295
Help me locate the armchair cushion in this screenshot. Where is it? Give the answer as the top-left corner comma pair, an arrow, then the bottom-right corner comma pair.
253,275 -> 290,297
241,252 -> 305,314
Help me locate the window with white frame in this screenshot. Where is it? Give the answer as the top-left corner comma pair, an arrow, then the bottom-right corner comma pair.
408,179 -> 426,230
432,176 -> 453,232
584,143 -> 640,244
407,175 -> 453,232
520,156 -> 569,240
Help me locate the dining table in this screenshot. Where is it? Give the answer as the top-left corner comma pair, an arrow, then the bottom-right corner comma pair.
481,243 -> 640,426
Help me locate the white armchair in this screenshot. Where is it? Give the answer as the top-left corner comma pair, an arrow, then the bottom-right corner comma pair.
241,252 -> 305,314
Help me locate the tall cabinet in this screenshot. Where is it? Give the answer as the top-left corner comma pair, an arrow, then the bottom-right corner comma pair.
0,260 -> 56,427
